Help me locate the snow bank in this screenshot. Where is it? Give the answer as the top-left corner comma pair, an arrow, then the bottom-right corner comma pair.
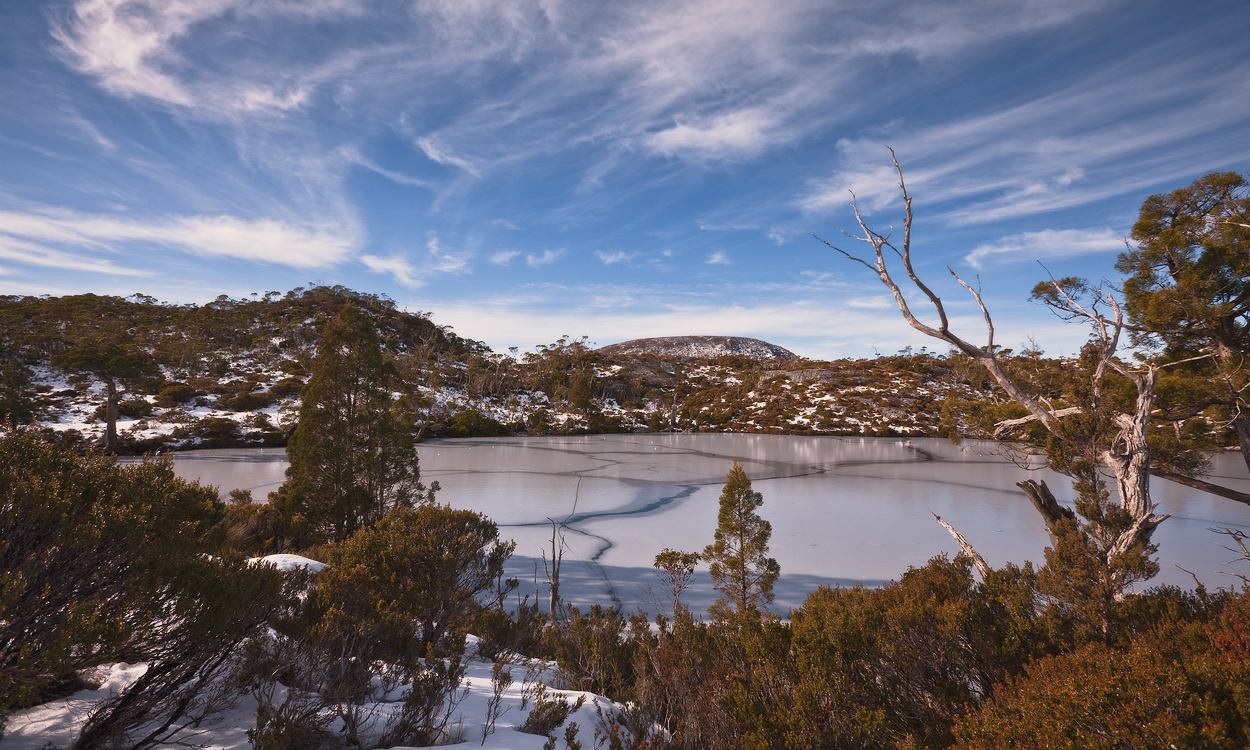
247,553 -> 328,574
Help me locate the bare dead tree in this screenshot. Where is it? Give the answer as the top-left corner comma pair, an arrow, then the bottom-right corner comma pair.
1209,526 -> 1250,586
814,149 -> 1168,575
542,518 -> 566,625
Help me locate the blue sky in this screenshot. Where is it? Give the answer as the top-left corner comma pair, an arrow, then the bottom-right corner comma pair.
1,0 -> 1247,359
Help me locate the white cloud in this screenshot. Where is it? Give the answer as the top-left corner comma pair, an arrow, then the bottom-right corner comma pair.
424,292 -> 1090,361
0,207 -> 357,268
706,251 -> 729,265
51,0 -> 370,110
846,295 -> 894,309
416,137 -> 481,177
595,250 -> 632,264
361,254 -> 421,287
51,0 -> 205,106
766,228 -> 790,245
526,249 -> 562,267
426,237 -> 470,273
800,43 -> 1250,225
490,250 -> 521,265
647,108 -> 779,160
965,228 -> 1126,268
338,147 -> 435,189
0,234 -> 151,276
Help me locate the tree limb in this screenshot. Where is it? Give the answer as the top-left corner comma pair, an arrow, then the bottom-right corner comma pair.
1151,469 -> 1250,506
1016,480 -> 1076,542
994,407 -> 1083,438
930,511 -> 990,578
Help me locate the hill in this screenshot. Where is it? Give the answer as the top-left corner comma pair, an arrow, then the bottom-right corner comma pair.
598,335 -> 797,361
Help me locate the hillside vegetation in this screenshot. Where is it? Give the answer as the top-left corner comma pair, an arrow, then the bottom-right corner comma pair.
10,286 -> 1223,453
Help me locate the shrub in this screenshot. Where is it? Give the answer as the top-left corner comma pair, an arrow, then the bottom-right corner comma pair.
311,504 -> 516,658
269,376 -> 305,398
192,416 -> 243,447
447,409 -> 508,437
156,382 -> 198,407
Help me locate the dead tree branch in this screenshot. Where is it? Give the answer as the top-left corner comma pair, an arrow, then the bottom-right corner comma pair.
931,512 -> 990,578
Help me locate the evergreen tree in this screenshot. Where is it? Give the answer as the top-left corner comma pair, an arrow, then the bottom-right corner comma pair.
0,361 -> 37,427
1116,171 -> 1250,480
704,463 -> 779,622
279,305 -> 432,545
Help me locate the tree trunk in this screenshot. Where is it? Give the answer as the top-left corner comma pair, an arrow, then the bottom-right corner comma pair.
1231,405 -> 1250,477
103,377 -> 119,454
1016,480 -> 1076,542
1101,369 -> 1169,559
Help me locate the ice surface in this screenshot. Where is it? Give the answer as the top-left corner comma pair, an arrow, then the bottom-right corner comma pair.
150,435 -> 1250,617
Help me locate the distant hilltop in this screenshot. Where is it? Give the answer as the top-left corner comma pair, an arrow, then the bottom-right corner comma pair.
599,335 -> 798,361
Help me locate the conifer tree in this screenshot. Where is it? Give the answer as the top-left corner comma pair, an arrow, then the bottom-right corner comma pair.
704,462 -> 779,621
279,305 -> 432,545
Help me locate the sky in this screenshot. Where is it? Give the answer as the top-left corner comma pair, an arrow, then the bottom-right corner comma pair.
0,0 -> 1247,359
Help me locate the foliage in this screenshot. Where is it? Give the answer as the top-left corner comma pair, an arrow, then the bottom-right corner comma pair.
653,548 -> 701,617
0,429 -> 294,749
0,429 -> 225,710
704,463 -> 779,622
0,361 -> 38,427
519,683 -> 586,739
548,604 -> 635,699
448,409 -> 509,437
954,590 -> 1250,749
52,338 -> 161,453
310,504 -> 515,657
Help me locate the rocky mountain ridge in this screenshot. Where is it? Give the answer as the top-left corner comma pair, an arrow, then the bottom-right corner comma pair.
599,335 -> 797,361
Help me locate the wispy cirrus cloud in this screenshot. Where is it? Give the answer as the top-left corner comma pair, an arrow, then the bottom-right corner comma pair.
0,207 -> 358,269
800,41 -> 1250,225
965,228 -> 1126,268
361,254 -> 420,287
425,237 -> 471,273
647,107 -> 780,161
415,137 -> 481,177
0,233 -> 150,276
706,251 -> 729,264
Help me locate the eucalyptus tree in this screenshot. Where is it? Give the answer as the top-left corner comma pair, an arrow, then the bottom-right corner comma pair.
814,151 -> 1166,619
52,339 -> 160,453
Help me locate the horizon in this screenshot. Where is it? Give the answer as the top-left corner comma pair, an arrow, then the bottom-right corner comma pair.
1,0 -> 1247,360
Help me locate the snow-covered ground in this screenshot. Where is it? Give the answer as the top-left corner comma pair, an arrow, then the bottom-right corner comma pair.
1,641 -> 632,750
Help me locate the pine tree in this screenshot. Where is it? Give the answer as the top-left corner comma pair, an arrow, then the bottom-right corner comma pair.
704,462 -> 779,622
280,305 -> 432,545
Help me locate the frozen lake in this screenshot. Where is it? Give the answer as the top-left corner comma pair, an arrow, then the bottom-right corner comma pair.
151,435 -> 1250,617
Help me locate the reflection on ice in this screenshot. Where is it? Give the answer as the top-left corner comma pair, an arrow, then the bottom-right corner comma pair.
157,435 -> 1250,617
